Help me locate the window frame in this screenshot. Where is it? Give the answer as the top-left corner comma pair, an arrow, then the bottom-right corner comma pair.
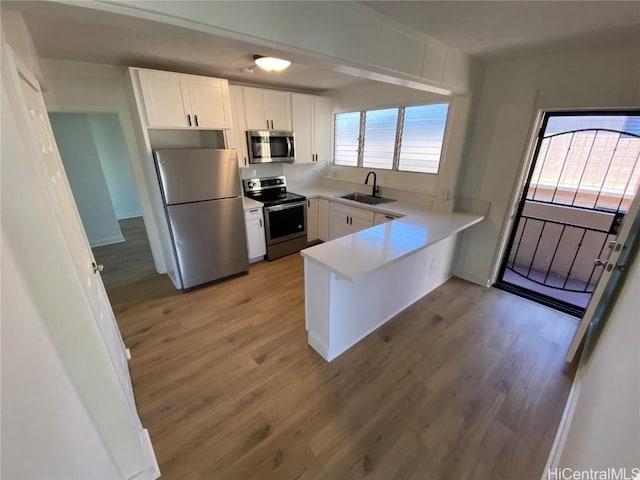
333,102 -> 450,175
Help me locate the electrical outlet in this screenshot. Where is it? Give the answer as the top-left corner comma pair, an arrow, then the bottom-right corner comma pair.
438,188 -> 450,200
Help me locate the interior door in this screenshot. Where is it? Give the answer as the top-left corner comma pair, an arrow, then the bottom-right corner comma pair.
17,70 -> 137,408
187,76 -> 232,129
566,188 -> 640,361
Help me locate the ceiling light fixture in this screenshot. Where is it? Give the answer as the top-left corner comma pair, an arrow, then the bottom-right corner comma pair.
253,55 -> 291,72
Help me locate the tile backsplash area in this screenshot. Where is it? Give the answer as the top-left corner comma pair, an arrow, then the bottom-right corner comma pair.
240,162 -> 327,185
240,163 -> 284,180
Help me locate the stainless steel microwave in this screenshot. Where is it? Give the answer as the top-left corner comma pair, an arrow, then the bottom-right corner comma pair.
246,130 -> 295,164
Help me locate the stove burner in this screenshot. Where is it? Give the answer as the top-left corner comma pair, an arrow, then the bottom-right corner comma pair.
243,176 -> 305,207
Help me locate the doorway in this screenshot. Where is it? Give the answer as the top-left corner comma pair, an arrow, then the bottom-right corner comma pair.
48,112 -> 156,292
496,111 -> 640,316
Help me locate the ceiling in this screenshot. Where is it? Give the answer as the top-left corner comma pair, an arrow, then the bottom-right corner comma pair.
361,1 -> 640,61
7,1 -> 640,93
13,2 -> 366,93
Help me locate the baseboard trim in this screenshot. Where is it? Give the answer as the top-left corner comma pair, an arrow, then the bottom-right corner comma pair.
307,332 -> 329,360
540,328 -> 591,479
451,270 -> 488,287
90,235 -> 125,248
129,429 -> 160,480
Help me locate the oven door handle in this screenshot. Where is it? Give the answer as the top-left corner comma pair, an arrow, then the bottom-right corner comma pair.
265,201 -> 305,213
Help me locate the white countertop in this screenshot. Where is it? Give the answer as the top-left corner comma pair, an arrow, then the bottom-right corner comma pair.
242,197 -> 263,210
293,185 -> 484,281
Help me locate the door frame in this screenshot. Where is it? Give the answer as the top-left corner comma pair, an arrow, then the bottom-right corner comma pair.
45,103 -> 166,273
490,97 -> 640,292
494,110 -> 640,316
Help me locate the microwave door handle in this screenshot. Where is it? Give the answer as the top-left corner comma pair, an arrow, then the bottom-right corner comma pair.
286,137 -> 292,158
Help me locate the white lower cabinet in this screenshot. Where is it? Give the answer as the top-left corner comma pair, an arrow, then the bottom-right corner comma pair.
307,198 -> 319,242
318,199 -> 329,241
244,208 -> 266,262
329,202 -> 374,240
374,212 -> 399,225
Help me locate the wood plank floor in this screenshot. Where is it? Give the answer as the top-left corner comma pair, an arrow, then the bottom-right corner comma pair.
92,216 -> 156,291
102,227 -> 578,480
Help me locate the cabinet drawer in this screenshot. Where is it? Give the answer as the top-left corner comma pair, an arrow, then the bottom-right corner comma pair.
330,202 -> 375,222
374,212 -> 400,225
244,207 -> 263,220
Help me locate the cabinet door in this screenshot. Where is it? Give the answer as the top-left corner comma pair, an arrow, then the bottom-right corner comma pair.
331,202 -> 375,224
318,199 -> 329,241
245,213 -> 266,261
227,86 -> 249,168
313,96 -> 332,162
329,210 -> 352,240
138,70 -> 189,128
292,94 -> 314,163
307,198 -> 319,241
264,90 -> 291,130
351,215 -> 374,233
187,75 -> 232,129
243,87 -> 268,130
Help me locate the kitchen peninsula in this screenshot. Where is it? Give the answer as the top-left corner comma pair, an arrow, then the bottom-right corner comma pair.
298,188 -> 484,361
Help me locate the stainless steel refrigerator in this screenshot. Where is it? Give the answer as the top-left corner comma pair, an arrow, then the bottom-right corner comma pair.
154,149 -> 249,289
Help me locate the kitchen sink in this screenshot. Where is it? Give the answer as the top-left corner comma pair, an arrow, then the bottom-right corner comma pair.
340,192 -> 396,205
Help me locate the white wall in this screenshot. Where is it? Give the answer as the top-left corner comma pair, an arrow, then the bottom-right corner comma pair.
327,81 -> 475,209
75,1 -> 473,95
455,46 -> 640,285
49,112 -> 124,247
88,113 -> 142,220
553,250 -> 639,473
0,10 -> 45,86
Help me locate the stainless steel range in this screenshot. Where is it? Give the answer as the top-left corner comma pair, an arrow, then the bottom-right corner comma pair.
243,176 -> 307,260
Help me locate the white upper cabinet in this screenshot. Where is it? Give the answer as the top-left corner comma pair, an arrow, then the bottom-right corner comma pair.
291,93 -> 314,163
139,70 -> 189,128
291,93 -> 331,164
313,96 -> 331,163
138,68 -> 232,129
185,75 -> 232,129
243,87 -> 291,131
264,90 -> 291,130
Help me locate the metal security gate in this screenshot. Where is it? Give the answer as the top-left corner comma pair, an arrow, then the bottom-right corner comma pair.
496,112 -> 640,316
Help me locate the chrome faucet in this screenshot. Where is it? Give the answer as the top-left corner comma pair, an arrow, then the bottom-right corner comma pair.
365,171 -> 379,197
